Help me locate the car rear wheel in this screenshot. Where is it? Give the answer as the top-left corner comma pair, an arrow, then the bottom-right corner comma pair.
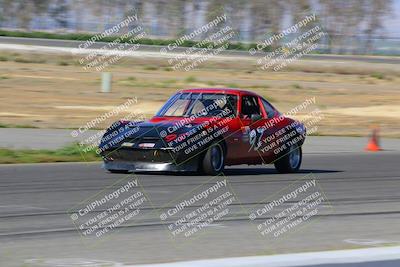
274,144 -> 302,173
202,143 -> 225,175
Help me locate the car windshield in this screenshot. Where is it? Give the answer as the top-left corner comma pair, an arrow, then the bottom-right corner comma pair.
156,92 -> 237,117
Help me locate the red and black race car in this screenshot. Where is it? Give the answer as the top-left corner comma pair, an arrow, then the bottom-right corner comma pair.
99,88 -> 306,175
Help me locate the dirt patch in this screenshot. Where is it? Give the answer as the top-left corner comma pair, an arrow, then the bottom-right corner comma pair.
0,50 -> 399,137
326,105 -> 400,119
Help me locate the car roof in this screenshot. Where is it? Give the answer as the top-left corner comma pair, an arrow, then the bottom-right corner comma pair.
178,88 -> 260,96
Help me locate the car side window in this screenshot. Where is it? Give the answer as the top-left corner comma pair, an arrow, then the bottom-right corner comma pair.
241,95 -> 261,118
261,99 -> 276,119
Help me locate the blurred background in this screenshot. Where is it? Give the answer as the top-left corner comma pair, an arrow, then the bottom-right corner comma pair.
0,0 -> 399,55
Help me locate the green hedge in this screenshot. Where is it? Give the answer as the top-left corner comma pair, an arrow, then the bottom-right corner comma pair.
0,29 -> 272,52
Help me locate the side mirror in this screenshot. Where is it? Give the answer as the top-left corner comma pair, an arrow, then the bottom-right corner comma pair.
251,114 -> 262,122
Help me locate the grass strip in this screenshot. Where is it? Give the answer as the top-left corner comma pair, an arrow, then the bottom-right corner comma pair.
0,144 -> 100,164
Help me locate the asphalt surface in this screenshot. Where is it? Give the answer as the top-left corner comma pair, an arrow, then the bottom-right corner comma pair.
1,36 -> 400,64
2,128 -> 400,154
1,149 -> 400,266
0,128 -> 98,150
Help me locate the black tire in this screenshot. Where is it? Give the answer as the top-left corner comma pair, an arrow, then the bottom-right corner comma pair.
274,144 -> 302,173
107,169 -> 131,174
202,142 -> 225,175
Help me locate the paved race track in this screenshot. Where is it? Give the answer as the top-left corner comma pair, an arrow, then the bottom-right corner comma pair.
1,150 -> 400,266
1,36 -> 400,64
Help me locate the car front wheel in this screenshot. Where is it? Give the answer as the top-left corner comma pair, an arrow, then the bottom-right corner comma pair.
274,144 -> 302,173
202,143 -> 225,175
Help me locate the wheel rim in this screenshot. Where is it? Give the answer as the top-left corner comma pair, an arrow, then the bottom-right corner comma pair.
211,144 -> 224,171
289,145 -> 300,169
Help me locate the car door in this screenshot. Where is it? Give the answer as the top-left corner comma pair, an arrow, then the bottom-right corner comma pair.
258,97 -> 281,163
238,94 -> 266,164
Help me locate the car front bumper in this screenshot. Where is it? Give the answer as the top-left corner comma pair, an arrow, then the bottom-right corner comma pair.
102,159 -> 199,172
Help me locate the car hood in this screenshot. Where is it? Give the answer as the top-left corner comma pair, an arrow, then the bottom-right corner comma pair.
98,118 -> 209,152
